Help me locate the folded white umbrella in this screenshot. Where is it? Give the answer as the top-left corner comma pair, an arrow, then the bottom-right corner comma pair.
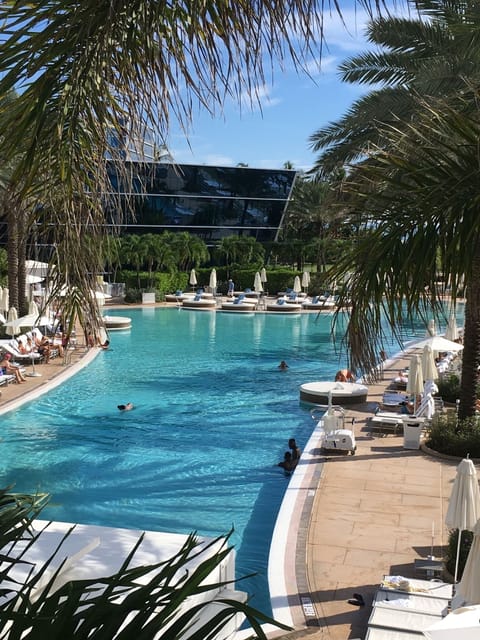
422,344 -> 438,381
456,518 -> 480,606
445,458 -> 480,584
293,275 -> 302,293
445,310 -> 460,342
253,272 -> 263,292
189,269 -> 197,288
260,267 -> 267,283
5,306 -> 18,336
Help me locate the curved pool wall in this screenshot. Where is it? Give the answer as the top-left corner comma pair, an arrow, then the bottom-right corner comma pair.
0,307 -> 456,618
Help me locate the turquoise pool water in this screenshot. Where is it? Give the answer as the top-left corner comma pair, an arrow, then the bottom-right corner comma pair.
0,307 -> 455,614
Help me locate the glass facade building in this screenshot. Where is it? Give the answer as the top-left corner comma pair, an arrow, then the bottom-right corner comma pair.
105,161 -> 297,243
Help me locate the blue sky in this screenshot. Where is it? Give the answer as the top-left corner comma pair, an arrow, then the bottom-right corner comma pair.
167,7 -> 374,172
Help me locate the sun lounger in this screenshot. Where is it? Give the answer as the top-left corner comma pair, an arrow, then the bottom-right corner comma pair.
2,340 -> 43,363
368,604 -> 441,634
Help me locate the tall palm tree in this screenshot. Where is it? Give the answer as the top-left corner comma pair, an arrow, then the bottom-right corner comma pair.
310,0 -> 480,176
329,95 -> 480,419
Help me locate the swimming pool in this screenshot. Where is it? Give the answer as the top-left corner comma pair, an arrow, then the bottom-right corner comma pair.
0,307 -> 450,615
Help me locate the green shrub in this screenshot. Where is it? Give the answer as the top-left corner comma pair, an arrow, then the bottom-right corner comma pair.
445,528 -> 473,580
124,288 -> 142,303
426,414 -> 480,458
437,374 -> 461,404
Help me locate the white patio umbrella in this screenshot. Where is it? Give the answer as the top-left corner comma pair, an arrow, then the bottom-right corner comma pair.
445,310 -> 460,342
423,604 -> 480,639
445,458 -> 480,584
4,306 -> 19,336
209,268 -> 217,295
456,518 -> 480,606
421,344 -> 438,382
260,267 -> 267,284
253,271 -> 263,292
189,268 -> 197,290
414,335 -> 464,353
406,354 -> 424,409
293,275 -> 302,294
301,270 -> 311,292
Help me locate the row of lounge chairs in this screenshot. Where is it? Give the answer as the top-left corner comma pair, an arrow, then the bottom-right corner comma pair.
365,575 -> 452,639
0,328 -> 60,364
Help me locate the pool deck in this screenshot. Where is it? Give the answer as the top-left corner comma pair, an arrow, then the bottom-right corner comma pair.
0,305 -> 466,640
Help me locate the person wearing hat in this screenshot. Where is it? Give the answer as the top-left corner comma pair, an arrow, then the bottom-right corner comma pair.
0,353 -> 27,383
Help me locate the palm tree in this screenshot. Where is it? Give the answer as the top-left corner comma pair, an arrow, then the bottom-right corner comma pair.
169,232 -> 210,271
120,235 -> 148,288
310,0 -> 480,176
329,96 -> 480,419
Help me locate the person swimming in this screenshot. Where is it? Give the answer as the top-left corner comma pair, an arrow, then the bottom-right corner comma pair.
117,403 -> 134,411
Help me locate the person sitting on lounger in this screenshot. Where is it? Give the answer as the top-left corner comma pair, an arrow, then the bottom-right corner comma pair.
0,353 -> 26,383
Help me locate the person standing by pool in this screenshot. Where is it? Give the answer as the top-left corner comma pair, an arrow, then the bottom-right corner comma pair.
227,279 -> 234,297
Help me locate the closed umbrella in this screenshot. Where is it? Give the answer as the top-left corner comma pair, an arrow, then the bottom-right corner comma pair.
426,319 -> 436,337
253,272 -> 263,292
189,269 -> 197,290
0,287 -> 9,313
28,300 -> 39,316
293,275 -> 302,294
445,458 -> 480,584
421,344 -> 438,382
301,270 -> 310,292
456,518 -> 480,606
4,306 -> 18,336
406,354 -> 423,409
209,268 -> 217,295
445,310 -> 460,342
260,268 -> 267,283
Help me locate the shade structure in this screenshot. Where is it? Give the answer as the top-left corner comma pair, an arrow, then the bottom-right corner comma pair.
5,306 -> 18,336
406,354 -> 424,404
423,604 -> 480,639
301,271 -> 311,290
445,458 -> 480,584
26,274 -> 44,285
209,268 -> 217,293
25,259 -> 49,278
414,335 -> 464,353
293,275 -> 302,293
5,313 -> 52,334
260,268 -> 267,283
189,269 -> 197,288
253,271 -> 263,292
421,344 -> 438,382
445,310 -> 460,342
456,518 -> 480,606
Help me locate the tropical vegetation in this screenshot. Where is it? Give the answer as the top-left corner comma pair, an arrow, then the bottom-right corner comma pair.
309,0 -> 480,419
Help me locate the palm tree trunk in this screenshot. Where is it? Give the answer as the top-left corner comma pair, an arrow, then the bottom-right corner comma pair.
458,241 -> 480,420
6,194 -> 19,312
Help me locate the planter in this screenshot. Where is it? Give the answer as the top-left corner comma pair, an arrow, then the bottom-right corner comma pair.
142,292 -> 156,304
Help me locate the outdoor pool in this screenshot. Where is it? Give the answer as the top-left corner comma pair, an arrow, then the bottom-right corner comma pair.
0,306 -> 446,614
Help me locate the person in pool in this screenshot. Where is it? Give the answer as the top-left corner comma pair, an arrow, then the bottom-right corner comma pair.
117,402 -> 134,411
278,360 -> 289,370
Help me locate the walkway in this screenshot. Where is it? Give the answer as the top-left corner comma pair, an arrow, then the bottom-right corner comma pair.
290,353 -> 461,640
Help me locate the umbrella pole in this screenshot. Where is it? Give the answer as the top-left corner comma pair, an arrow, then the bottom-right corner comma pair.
454,528 -> 463,584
